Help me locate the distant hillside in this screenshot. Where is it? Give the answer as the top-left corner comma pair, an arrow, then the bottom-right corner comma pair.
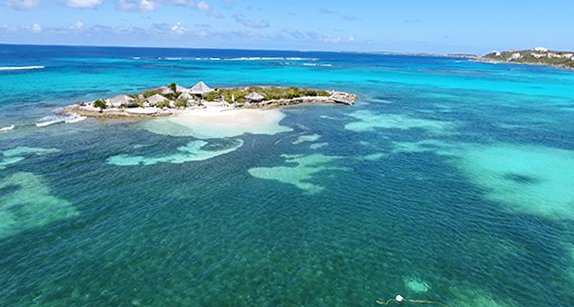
481,48 -> 574,70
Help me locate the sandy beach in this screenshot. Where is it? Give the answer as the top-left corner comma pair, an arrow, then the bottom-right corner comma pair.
142,106 -> 293,139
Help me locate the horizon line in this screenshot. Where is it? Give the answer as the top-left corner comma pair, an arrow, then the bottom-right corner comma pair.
0,41 -> 482,57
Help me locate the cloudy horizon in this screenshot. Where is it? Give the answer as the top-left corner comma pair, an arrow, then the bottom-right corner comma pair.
1,0 -> 574,54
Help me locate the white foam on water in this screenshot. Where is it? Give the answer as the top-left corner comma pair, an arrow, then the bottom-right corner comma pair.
248,154 -> 345,194
143,108 -> 292,139
107,139 -> 243,166
292,134 -> 321,145
0,172 -> 78,239
36,113 -> 84,127
0,125 -> 15,132
345,110 -> 455,135
65,115 -> 87,124
0,65 -> 45,71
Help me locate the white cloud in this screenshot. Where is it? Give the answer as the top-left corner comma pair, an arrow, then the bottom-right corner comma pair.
343,15 -> 361,22
281,29 -> 359,45
197,0 -> 209,11
233,14 -> 269,29
170,0 -> 223,18
67,0 -> 102,8
140,0 -> 155,11
4,0 -> 40,9
171,22 -> 187,35
71,20 -> 84,30
197,1 -> 223,18
320,35 -> 357,44
30,23 -> 42,33
117,0 -> 156,11
0,24 -> 18,32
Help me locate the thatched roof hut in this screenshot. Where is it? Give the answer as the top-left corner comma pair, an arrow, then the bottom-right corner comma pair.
190,81 -> 213,95
146,94 -> 167,107
161,87 -> 175,96
175,84 -> 189,93
109,95 -> 134,107
246,92 -> 266,102
178,92 -> 193,101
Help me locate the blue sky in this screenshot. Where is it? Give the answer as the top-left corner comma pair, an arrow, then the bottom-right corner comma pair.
1,0 -> 573,53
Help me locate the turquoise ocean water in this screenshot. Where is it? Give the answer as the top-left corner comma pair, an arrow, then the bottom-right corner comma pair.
1,44 -> 574,306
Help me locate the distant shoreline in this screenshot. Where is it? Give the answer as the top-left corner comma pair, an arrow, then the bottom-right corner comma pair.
473,49 -> 574,71
472,57 -> 574,71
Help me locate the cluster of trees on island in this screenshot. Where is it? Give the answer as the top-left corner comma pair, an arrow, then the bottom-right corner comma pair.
204,87 -> 330,103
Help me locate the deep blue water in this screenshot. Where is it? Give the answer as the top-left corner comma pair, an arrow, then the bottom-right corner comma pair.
1,44 -> 574,306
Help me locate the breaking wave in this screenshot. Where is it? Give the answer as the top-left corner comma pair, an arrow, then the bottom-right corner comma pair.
0,65 -> 45,71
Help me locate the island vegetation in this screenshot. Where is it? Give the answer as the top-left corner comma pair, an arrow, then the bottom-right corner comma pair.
68,81 -> 357,118
479,47 -> 574,70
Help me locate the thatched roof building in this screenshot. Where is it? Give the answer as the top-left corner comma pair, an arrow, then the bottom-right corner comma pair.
146,94 -> 167,107
178,92 -> 194,101
190,81 -> 213,95
109,95 -> 134,107
175,84 -> 189,93
161,88 -> 175,96
246,92 -> 266,102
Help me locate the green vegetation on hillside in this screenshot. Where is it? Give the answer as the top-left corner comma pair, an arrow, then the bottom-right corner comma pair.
483,50 -> 574,69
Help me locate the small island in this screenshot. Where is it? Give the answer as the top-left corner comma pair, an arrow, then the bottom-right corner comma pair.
477,47 -> 574,70
67,81 -> 357,118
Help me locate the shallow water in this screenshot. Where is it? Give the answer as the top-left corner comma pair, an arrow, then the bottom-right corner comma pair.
1,44 -> 574,306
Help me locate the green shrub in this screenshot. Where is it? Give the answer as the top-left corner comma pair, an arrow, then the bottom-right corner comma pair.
143,89 -> 161,98
204,91 -> 222,102
126,101 -> 140,108
157,100 -> 171,109
222,89 -> 247,103
174,99 -> 188,108
93,99 -> 107,109
164,93 -> 177,101
169,82 -> 177,93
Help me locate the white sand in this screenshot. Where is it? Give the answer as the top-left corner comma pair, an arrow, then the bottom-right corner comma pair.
144,106 -> 292,139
